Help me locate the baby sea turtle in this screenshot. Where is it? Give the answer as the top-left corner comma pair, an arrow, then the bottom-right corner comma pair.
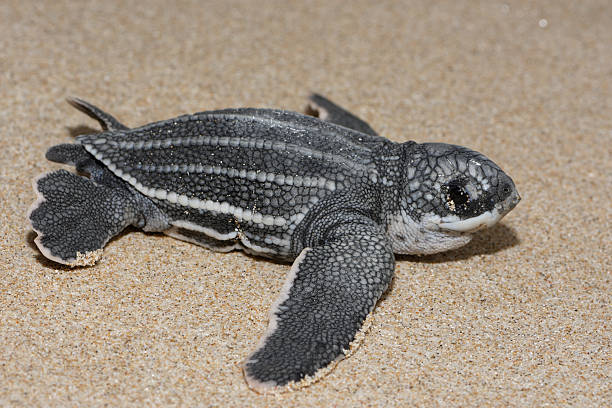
28,94 -> 520,392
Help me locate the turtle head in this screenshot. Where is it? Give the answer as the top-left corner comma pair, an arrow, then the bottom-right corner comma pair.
388,142 -> 520,255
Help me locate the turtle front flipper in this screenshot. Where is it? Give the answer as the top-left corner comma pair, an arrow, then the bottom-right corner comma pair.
306,93 -> 380,136
28,170 -> 142,266
243,215 -> 395,392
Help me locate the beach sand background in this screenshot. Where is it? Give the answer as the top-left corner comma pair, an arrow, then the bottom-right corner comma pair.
1,0 -> 609,406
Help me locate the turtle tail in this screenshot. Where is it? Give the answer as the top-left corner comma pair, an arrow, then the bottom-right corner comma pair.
28,169 -> 140,266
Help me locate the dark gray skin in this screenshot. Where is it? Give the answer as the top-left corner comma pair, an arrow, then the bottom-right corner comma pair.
29,95 -> 520,392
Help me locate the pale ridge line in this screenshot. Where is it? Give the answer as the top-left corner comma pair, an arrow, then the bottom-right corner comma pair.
135,162 -> 337,191
167,221 -> 290,256
107,132 -> 370,172
171,220 -> 238,241
129,111 -> 375,152
84,145 -> 289,228
242,230 -> 291,248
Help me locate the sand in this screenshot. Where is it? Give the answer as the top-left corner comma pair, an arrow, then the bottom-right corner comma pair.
1,0 -> 610,406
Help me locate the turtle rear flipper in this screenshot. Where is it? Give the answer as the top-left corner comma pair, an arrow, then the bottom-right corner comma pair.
306,93 -> 380,137
67,97 -> 129,131
28,169 -> 141,266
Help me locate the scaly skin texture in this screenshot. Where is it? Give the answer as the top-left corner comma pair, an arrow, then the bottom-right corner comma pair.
28,95 -> 520,392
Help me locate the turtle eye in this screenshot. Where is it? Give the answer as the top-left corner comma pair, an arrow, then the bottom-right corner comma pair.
444,181 -> 470,212
500,183 -> 512,198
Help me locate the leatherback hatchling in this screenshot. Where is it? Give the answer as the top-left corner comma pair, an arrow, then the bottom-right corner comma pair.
28,94 -> 520,392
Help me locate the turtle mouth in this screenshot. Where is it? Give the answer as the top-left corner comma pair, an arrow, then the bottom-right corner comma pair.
437,209 -> 503,233
436,190 -> 521,233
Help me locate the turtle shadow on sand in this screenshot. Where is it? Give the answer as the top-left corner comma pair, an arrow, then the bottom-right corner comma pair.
27,226 -> 289,269
379,223 -> 519,300
26,227 -> 145,269
27,221 -> 520,269
67,125 -> 99,138
396,223 -> 520,265
26,230 -> 74,270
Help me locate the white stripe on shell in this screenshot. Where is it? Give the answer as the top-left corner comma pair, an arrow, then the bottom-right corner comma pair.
171,220 -> 238,241
168,220 -> 289,256
84,145 -> 289,228
239,235 -> 281,255
135,162 -> 336,191
242,230 -> 291,248
108,132 -> 370,172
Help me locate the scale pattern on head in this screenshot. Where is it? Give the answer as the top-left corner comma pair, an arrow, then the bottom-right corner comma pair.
387,142 -> 519,255
402,142 -> 515,221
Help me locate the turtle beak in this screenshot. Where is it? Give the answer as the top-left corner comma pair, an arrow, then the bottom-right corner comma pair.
501,187 -> 521,215
438,208 -> 504,233
438,186 -> 521,233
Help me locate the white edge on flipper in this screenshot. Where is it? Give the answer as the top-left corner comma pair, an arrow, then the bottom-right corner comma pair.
241,247 -> 379,394
242,248 -> 311,393
438,208 -> 503,232
27,173 -> 75,265
27,173 -> 102,267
